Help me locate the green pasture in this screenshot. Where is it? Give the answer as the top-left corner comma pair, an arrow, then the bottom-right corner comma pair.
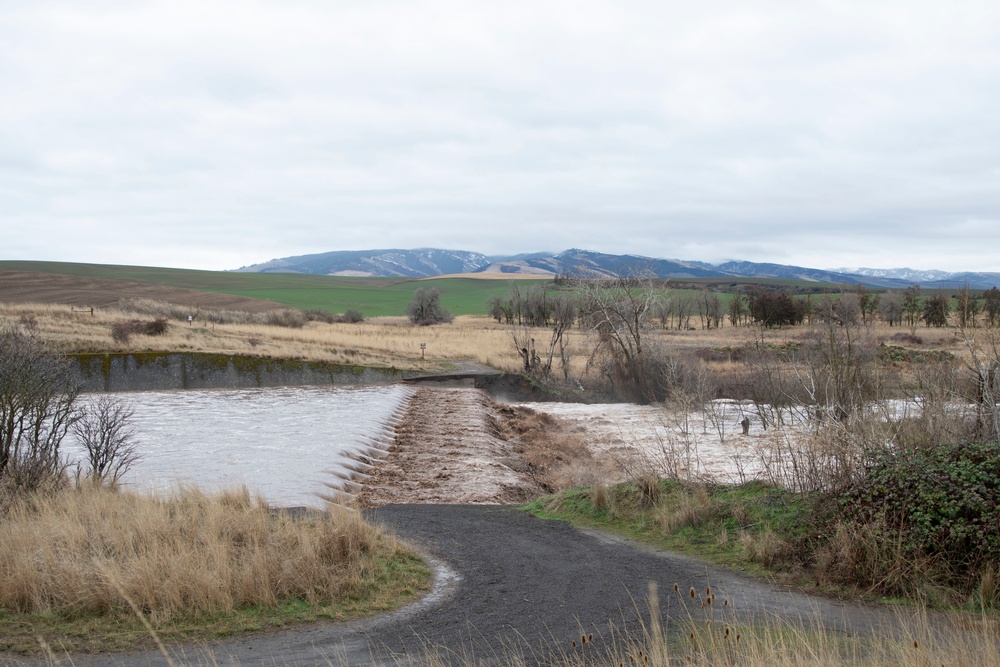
0,261 -> 549,317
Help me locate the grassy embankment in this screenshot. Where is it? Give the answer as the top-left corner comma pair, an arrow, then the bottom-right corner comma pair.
0,484 -> 430,654
526,449 -> 1000,611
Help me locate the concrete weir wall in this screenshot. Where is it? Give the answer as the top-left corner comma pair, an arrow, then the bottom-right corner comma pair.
71,352 -> 403,393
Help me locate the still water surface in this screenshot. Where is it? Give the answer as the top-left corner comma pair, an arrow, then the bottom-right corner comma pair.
68,385 -> 412,508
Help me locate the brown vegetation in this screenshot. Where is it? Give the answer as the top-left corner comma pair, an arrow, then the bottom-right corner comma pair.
0,269 -> 288,312
0,484 -> 428,652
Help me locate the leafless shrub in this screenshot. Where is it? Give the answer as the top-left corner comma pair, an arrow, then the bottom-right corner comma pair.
110,318 -> 169,343
111,320 -> 134,343
890,332 -> 923,345
114,298 -> 312,329
264,310 -> 307,329
751,416 -> 891,494
304,309 -> 338,324
579,275 -> 663,402
72,395 -> 140,486
340,309 -> 365,324
407,288 -> 453,326
0,327 -> 79,496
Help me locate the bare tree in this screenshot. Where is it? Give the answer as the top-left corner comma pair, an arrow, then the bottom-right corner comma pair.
579,275 -> 663,402
984,287 -> 1000,328
73,395 -> 140,486
539,293 -> 576,379
0,327 -> 79,492
955,284 -> 980,329
407,288 -> 453,325
903,284 -> 922,330
727,292 -> 748,327
697,289 -> 723,329
855,284 -> 880,325
878,291 -> 903,326
957,313 -> 1000,444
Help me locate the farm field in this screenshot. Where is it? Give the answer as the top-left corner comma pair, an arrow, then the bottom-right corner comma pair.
0,260 -> 549,317
1,260 -> 880,319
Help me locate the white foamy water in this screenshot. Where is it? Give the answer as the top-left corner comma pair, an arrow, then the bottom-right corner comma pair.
67,385 -> 413,508
511,399 -> 812,484
515,397 -> 981,486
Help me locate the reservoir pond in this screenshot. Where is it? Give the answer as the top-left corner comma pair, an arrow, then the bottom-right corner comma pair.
68,385 -> 413,508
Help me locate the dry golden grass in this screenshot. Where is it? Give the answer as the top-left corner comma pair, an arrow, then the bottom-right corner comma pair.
412,587 -> 1000,667
0,301 -> 973,379
0,484 -> 429,652
0,301 -> 604,373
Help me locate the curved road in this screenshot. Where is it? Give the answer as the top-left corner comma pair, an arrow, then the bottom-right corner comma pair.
11,505 -> 911,667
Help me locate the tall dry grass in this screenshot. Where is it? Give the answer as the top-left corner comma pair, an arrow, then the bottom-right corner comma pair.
605,583 -> 997,667
1,299 -> 972,381
0,301 -> 592,372
412,584 -> 1000,667
0,484 -> 412,623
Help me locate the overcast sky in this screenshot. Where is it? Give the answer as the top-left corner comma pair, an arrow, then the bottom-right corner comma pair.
2,1 -> 999,273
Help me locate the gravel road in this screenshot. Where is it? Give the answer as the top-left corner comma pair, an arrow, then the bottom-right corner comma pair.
17,504 -> 909,667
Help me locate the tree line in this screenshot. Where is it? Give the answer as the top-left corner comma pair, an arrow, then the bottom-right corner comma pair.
486,282 -> 1000,332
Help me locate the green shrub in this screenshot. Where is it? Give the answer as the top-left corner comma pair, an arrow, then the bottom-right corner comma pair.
832,442 -> 1000,591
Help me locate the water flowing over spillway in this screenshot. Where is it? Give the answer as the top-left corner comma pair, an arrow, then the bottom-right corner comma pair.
69,385 -> 413,507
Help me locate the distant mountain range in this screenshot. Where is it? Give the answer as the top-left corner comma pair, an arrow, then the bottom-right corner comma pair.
234,248 -> 1000,290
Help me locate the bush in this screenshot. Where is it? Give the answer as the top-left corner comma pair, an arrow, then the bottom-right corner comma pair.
110,321 -> 133,343
111,318 -> 169,342
72,395 -> 139,486
407,288 -> 453,326
303,309 -> 364,324
824,441 -> 1000,596
304,309 -> 337,324
264,310 -> 307,328
0,327 -> 79,495
889,332 -> 923,345
341,309 -> 365,324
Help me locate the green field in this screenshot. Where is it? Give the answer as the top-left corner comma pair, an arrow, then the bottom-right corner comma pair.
3,260 -> 904,318
0,261 -> 550,317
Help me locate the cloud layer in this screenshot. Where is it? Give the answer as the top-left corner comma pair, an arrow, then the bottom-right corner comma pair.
3,1 -> 999,271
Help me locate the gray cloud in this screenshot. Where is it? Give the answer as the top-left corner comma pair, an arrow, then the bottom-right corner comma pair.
2,0 -> 999,272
